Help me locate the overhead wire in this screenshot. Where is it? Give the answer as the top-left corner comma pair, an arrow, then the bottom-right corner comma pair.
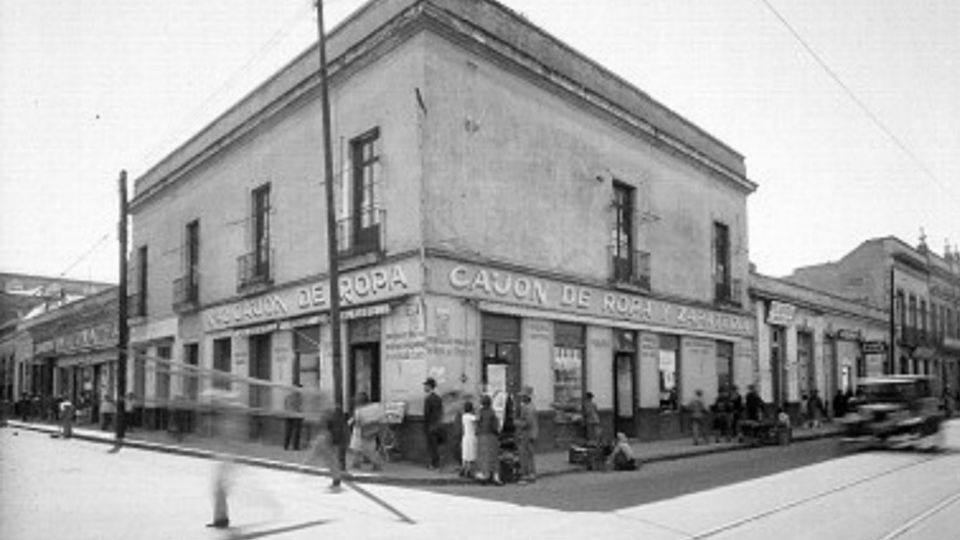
757,0 -> 960,210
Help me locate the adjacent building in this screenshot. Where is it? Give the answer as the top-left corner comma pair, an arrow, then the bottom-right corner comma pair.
788,236 -> 960,395
750,270 -> 888,419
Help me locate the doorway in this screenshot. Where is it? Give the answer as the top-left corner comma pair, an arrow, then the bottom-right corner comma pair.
350,343 -> 380,403
613,352 -> 636,437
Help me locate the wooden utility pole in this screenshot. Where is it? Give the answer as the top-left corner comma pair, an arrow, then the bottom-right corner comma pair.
116,170 -> 129,441
315,0 -> 346,482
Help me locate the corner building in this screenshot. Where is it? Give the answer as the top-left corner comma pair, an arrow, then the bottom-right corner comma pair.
128,0 -> 756,452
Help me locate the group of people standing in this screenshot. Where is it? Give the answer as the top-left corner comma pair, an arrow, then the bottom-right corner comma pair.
687,385 -> 767,445
459,384 -> 538,485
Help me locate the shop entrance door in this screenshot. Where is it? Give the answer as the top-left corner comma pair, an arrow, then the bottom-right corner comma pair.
350,343 -> 380,403
613,352 -> 636,437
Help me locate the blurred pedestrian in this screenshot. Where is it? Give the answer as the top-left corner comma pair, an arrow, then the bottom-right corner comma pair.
515,386 -> 538,484
711,389 -> 733,442
205,389 -> 244,529
58,396 -> 75,439
283,385 -> 303,451
349,392 -> 383,471
832,389 -> 847,420
807,389 -> 826,428
745,384 -> 764,422
423,377 -> 444,470
730,385 -> 744,439
303,392 -> 344,489
583,392 -> 601,444
611,432 -> 638,471
687,389 -> 707,445
475,394 -> 502,485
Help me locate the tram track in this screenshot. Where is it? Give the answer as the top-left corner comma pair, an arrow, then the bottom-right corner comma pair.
672,452 -> 952,539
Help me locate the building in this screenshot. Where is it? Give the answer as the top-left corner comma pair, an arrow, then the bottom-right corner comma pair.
788,236 -> 960,395
127,0 -> 756,451
750,270 -> 888,420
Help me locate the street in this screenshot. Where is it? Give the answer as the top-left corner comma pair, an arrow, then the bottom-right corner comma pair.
3,427 -> 959,539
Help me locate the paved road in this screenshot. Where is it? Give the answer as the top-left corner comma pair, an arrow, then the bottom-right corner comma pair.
424,438 -> 844,511
3,427 -> 958,540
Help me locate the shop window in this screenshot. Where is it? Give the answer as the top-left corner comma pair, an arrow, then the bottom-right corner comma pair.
249,333 -> 272,409
212,337 -> 232,389
553,322 -> 586,413
716,341 -> 733,393
659,335 -> 680,411
770,327 -> 785,405
184,343 -> 199,401
293,325 -> 320,389
797,331 -> 814,396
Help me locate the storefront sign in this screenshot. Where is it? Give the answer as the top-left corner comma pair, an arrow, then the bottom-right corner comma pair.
767,301 -> 796,325
39,322 -> 119,354
862,340 -> 887,354
204,259 -> 418,331
836,329 -> 862,341
438,261 -> 754,337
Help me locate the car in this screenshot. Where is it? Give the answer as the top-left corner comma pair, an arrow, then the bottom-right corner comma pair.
839,375 -> 945,451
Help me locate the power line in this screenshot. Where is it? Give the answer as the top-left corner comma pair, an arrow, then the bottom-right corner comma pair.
56,230 -> 114,280
758,0 -> 960,209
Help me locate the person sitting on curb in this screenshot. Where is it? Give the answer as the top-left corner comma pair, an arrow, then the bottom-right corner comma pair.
611,432 -> 638,471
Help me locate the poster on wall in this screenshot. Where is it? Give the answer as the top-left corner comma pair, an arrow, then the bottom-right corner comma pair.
486,364 -> 507,396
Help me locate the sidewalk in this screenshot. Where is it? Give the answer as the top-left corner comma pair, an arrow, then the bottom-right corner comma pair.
5,420 -> 841,486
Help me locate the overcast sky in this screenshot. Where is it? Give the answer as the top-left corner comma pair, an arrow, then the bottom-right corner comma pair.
2,0 -> 958,284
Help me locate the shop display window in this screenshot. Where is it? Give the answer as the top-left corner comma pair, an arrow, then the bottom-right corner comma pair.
552,322 -> 585,417
716,341 -> 733,392
659,335 -> 679,411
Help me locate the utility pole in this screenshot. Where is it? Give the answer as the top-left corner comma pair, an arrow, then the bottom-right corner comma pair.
116,170 -> 129,441
315,0 -> 346,482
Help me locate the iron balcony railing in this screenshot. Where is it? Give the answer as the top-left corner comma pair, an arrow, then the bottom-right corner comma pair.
237,249 -> 273,291
336,208 -> 386,259
714,277 -> 743,307
172,275 -> 199,312
609,247 -> 651,290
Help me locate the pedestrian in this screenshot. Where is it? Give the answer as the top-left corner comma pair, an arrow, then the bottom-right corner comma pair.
348,392 -> 383,471
205,389 -> 244,529
58,396 -> 75,439
730,385 -> 744,440
582,391 -> 601,444
687,389 -> 708,445
745,384 -> 764,422
303,393 -> 344,490
100,394 -> 116,431
460,401 -> 477,478
711,389 -> 733,442
807,389 -> 826,428
283,385 -> 303,451
423,377 -> 444,470
611,432 -> 638,471
832,389 -> 847,420
515,386 -> 538,484
475,394 -> 502,485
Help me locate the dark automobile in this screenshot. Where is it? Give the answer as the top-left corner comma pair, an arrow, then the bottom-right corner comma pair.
840,375 -> 944,451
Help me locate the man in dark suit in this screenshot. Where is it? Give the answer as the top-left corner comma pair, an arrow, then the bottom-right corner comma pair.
423,377 -> 444,469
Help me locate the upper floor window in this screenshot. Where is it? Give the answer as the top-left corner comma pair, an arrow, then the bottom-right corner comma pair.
919,299 -> 927,336
238,184 -> 272,289
175,220 -> 200,309
132,245 -> 148,317
908,294 -> 917,329
896,289 -> 906,330
338,129 -> 383,257
713,221 -> 733,303
609,181 -> 650,289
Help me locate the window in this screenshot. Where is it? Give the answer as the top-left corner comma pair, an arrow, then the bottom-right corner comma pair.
909,295 -> 918,332
185,220 -> 199,296
252,184 -> 271,276
343,129 -> 382,255
716,341 -> 733,393
713,221 -> 731,302
611,182 -> 635,281
184,343 -> 199,401
293,325 -> 320,389
134,246 -> 148,317
481,315 -> 521,397
249,333 -> 272,409
133,348 -> 146,400
212,338 -> 232,390
920,299 -> 927,339
896,289 -> 906,334
553,322 -> 586,413
156,345 -> 171,403
659,335 -> 680,411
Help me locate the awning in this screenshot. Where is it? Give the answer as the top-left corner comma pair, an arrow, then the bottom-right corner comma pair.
57,350 -> 116,368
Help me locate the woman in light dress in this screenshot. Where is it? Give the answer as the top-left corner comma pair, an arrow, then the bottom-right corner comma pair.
460,401 -> 477,477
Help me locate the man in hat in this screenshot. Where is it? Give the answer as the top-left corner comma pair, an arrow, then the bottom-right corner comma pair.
515,386 -> 538,484
423,377 -> 444,469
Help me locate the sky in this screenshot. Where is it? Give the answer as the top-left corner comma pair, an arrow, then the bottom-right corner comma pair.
1,0 -> 958,284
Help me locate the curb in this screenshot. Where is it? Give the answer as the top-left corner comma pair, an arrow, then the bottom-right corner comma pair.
5,421 -> 841,487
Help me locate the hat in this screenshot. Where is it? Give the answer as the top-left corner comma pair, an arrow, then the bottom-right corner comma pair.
423,377 -> 437,389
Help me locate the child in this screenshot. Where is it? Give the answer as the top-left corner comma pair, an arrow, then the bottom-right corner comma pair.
460,401 -> 477,478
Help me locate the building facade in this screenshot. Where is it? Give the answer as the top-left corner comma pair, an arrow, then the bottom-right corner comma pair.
751,271 -> 888,420
127,0 -> 756,451
788,236 -> 960,395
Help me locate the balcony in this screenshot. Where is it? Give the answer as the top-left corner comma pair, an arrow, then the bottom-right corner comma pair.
714,277 -> 743,307
172,275 -> 199,312
127,292 -> 146,318
237,249 -> 273,292
337,208 -> 386,260
609,247 -> 651,290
